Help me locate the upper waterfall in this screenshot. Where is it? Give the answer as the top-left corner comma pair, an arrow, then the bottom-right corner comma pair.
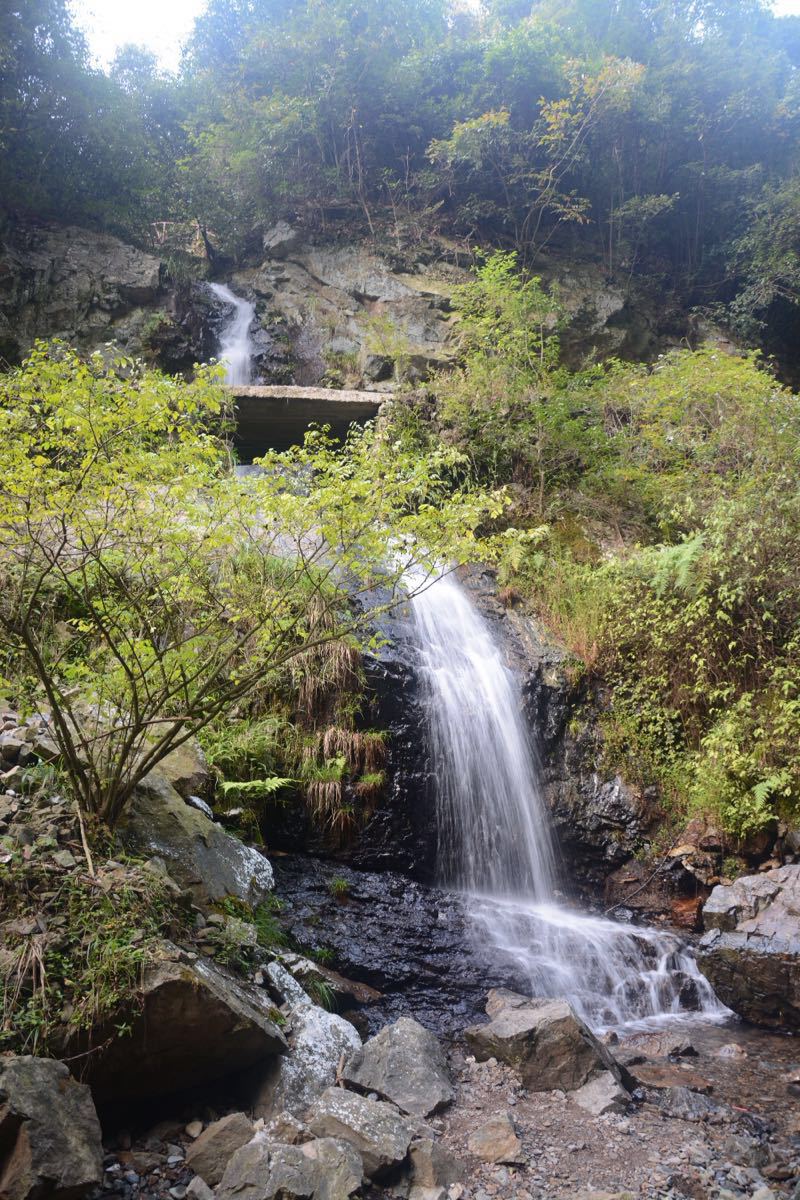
208,282 -> 256,386
410,570 -> 727,1031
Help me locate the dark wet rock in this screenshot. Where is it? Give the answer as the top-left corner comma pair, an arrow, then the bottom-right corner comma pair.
342,1016 -> 454,1116
464,989 -> 629,1092
272,856 -> 527,1036
698,866 -> 800,1029
84,948 -> 287,1104
217,1133 -> 362,1200
0,220 -> 163,363
120,767 -> 274,907
306,1086 -> 414,1180
340,566 -> 653,895
0,1055 -> 103,1200
184,1113 -> 255,1187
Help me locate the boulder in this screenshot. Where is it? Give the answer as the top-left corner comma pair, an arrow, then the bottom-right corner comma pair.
0,1056 -> 103,1200
466,1114 -> 524,1164
158,740 -> 213,800
656,1087 -> 727,1123
185,1112 -> 255,1187
217,1133 -> 362,1200
120,768 -> 274,907
626,1061 -> 711,1093
85,949 -> 287,1103
342,1016 -> 454,1117
253,962 -> 361,1118
408,1138 -> 464,1190
306,1086 -> 414,1179
464,990 -> 628,1092
262,221 -> 301,260
698,865 -> 800,1029
572,1070 -> 629,1116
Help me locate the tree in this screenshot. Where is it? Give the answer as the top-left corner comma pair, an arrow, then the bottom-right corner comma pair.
0,343 -> 501,828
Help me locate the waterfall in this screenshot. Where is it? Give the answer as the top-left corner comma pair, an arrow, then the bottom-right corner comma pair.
208,282 -> 256,386
411,570 -> 728,1032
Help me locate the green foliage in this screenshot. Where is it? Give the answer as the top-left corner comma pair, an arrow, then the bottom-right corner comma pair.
432,253 -> 611,516
433,254 -> 800,838
306,977 -> 337,1011
0,856 -> 187,1054
0,342 -> 502,829
253,898 -> 289,950
328,875 -> 351,899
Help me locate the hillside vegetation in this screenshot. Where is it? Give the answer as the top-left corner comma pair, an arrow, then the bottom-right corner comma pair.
3,0 -> 800,354
1,0 -> 800,846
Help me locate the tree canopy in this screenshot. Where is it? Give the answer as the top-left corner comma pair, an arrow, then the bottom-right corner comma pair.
1,0 -> 799,340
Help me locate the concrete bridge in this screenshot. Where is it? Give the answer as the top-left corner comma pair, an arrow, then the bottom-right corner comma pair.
229,384 -> 387,460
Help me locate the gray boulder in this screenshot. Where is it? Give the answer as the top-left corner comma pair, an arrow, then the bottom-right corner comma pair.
342,1016 -> 453,1117
121,769 -> 274,907
217,1133 -> 362,1200
85,949 -> 286,1103
464,989 -> 628,1092
698,865 -> 800,1029
572,1070 -> 630,1116
262,221 -> 302,260
254,962 -> 361,1118
0,1056 -> 103,1200
656,1086 -> 727,1123
306,1086 -> 414,1180
185,1112 -> 255,1187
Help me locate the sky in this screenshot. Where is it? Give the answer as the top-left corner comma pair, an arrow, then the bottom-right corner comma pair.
69,0 -> 203,71
71,0 -> 800,72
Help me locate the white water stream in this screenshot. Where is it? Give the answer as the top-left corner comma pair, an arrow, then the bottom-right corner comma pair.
208,282 -> 256,386
411,571 -> 727,1032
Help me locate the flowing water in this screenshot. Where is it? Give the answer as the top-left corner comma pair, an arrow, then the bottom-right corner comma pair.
410,570 -> 727,1032
208,282 -> 256,386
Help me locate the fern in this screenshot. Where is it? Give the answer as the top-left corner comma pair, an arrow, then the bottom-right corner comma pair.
219,777 -> 296,799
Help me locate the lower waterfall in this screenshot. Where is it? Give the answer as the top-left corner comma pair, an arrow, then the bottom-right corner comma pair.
410,570 -> 727,1032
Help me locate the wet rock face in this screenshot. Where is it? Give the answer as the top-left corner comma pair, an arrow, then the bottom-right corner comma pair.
272,856 -> 527,1036
229,239 -> 461,392
0,219 -> 226,372
698,865 -> 800,1029
346,569 -> 650,896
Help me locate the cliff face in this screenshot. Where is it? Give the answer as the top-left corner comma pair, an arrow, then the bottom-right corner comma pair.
0,216 -> 703,384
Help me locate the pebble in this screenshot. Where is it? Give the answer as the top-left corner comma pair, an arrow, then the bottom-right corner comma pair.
169,1188 -> 187,1200
184,1121 -> 203,1140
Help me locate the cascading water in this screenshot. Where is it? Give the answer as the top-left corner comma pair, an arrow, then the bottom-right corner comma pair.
208,282 -> 256,386
411,570 -> 728,1032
